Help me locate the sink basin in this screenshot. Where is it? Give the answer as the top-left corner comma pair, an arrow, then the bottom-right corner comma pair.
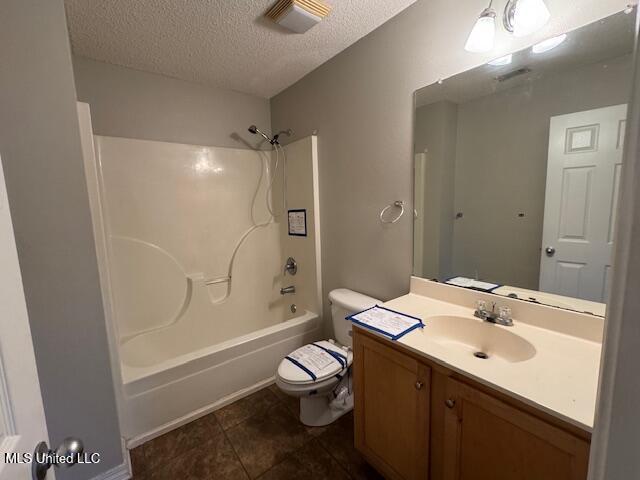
423,315 -> 537,363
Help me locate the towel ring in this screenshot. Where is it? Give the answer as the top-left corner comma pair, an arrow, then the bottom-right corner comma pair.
380,201 -> 405,224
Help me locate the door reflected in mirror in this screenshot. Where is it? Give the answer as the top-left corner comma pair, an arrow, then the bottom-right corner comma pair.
413,10 -> 637,317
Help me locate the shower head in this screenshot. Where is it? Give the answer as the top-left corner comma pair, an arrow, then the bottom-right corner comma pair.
249,125 -> 280,145
248,125 -> 277,145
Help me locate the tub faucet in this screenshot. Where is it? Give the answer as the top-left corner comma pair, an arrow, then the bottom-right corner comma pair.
474,300 -> 513,326
280,286 -> 296,295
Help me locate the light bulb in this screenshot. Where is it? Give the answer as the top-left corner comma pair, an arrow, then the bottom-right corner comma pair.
532,34 -> 567,54
511,0 -> 550,37
465,8 -> 496,53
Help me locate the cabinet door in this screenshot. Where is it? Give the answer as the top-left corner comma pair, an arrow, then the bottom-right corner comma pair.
443,378 -> 590,480
354,332 -> 430,480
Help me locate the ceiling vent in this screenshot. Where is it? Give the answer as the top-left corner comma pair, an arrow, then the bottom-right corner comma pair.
265,0 -> 332,33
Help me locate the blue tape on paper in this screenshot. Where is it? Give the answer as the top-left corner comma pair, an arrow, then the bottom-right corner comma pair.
284,356 -> 317,381
346,305 -> 424,341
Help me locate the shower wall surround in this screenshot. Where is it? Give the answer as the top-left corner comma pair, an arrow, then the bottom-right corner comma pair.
95,136 -> 293,342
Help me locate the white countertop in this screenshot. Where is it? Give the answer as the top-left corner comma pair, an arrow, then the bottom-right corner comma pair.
378,291 -> 602,432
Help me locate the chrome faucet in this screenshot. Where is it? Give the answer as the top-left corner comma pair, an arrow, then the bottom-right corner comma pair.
474,300 -> 513,326
284,257 -> 297,276
280,285 -> 296,295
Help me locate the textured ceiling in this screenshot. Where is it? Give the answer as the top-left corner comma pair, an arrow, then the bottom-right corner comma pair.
65,0 -> 417,98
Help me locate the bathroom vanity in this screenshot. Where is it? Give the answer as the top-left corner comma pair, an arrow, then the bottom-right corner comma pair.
353,278 -> 601,480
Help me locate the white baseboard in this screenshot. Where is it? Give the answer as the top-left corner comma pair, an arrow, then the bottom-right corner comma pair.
89,435 -> 132,480
126,376 -> 276,449
90,462 -> 131,480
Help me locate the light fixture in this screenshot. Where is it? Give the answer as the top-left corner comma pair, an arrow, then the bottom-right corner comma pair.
465,2 -> 497,53
532,34 -> 567,54
504,0 -> 551,37
465,0 -> 552,55
488,53 -> 513,66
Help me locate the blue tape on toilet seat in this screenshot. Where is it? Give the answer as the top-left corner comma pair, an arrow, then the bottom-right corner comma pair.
284,356 -> 317,381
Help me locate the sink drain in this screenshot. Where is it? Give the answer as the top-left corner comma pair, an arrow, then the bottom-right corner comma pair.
474,351 -> 489,360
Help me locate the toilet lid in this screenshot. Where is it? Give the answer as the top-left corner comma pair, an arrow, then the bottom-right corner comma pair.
278,341 -> 352,385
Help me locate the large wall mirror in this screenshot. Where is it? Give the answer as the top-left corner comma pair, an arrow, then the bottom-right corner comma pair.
413,10 -> 636,317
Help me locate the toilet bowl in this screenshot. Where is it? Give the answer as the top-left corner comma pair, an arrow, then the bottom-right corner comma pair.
275,289 -> 380,427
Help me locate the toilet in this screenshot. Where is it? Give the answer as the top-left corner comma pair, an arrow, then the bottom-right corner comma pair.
275,288 -> 380,427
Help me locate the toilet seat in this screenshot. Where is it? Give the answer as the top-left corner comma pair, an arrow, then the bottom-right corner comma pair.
277,340 -> 352,385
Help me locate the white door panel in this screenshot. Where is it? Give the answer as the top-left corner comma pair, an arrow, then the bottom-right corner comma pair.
540,104 -> 627,303
0,155 -> 49,479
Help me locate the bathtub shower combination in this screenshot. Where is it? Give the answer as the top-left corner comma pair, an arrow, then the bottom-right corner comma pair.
78,103 -> 322,443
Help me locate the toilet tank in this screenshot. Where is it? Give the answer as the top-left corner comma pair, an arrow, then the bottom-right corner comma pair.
329,288 -> 380,347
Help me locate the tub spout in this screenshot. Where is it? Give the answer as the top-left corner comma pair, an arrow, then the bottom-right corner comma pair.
280,286 -> 296,295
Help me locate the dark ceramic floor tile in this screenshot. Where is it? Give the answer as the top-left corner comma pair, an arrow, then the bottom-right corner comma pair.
256,439 -> 350,480
145,433 -> 248,480
267,383 -> 288,402
143,413 -> 223,471
317,412 -> 384,480
215,388 -> 279,430
269,384 -> 299,414
304,420 -> 330,438
129,445 -> 147,475
226,402 -> 312,478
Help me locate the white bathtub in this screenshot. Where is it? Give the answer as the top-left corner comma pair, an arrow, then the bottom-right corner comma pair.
120,310 -> 321,446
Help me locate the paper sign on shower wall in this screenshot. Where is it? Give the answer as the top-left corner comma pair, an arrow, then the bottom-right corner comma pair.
288,209 -> 307,237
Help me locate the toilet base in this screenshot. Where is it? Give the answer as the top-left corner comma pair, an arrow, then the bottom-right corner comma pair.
299,391 -> 353,427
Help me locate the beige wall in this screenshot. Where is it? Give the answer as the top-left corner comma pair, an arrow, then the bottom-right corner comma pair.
73,56 -> 271,150
270,0 -> 628,326
0,1 -> 122,478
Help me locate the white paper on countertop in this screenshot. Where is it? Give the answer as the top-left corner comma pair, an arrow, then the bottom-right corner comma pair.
347,305 -> 423,340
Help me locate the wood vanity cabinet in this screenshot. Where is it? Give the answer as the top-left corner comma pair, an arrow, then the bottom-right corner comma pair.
353,328 -> 591,480
353,329 -> 430,480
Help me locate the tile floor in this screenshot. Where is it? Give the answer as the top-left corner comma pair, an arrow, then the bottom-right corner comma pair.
129,385 -> 384,479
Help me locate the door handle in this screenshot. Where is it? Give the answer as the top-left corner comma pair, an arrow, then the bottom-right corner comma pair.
415,381 -> 424,390
545,247 -> 556,257
32,437 -> 84,480
445,398 -> 456,409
